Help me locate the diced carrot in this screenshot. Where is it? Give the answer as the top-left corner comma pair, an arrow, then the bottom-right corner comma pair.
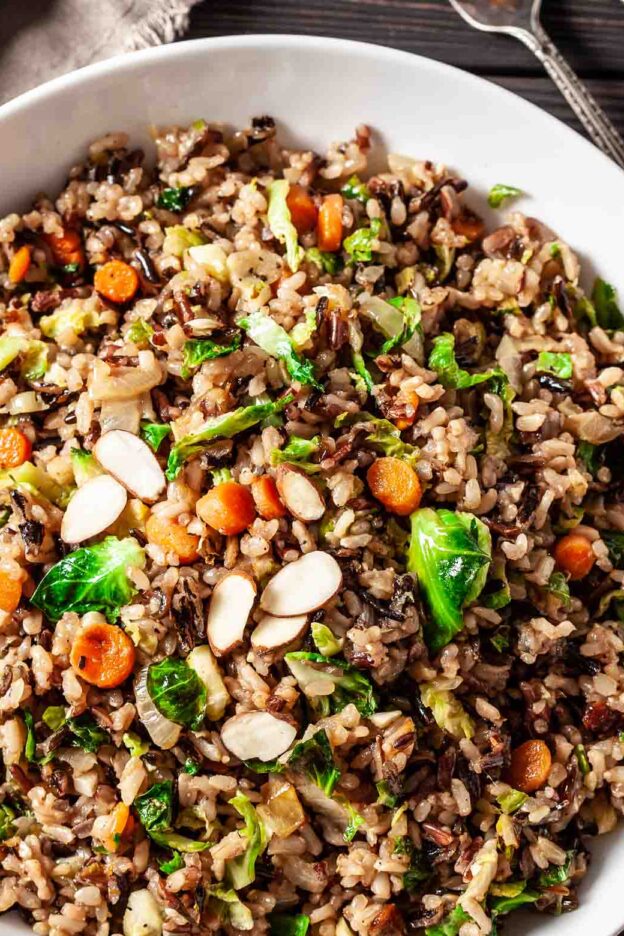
43,228 -> 84,267
103,802 -> 131,853
251,475 -> 286,520
366,456 -> 422,516
508,739 -> 552,793
451,215 -> 485,242
554,532 -> 595,580
145,513 -> 200,564
8,246 -> 31,284
0,571 -> 22,613
286,185 -> 318,235
0,428 -> 32,470
317,194 -> 344,252
70,621 -> 136,688
196,480 -> 256,536
94,259 -> 140,304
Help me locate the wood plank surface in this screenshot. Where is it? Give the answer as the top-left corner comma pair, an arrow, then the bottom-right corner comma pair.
186,0 -> 624,139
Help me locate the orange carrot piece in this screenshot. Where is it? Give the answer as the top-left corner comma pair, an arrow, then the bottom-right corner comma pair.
8,246 -> 31,284
394,391 -> 420,431
286,185 -> 318,235
0,571 -> 22,613
251,475 -> 286,520
508,740 -> 552,793
553,532 -> 595,580
70,621 -> 136,688
43,228 -> 84,267
0,428 -> 32,470
317,194 -> 344,252
196,480 -> 256,536
145,513 -> 200,564
366,456 -> 422,516
103,802 -> 131,853
94,259 -> 140,304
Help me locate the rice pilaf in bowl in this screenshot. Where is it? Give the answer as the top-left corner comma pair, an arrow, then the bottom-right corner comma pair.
0,115 -> 623,936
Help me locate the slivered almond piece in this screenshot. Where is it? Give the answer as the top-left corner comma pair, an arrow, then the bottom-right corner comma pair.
94,430 -> 166,503
276,466 -> 325,522
251,613 -> 308,653
207,571 -> 256,657
61,474 -> 127,543
221,711 -> 297,761
260,551 -> 342,617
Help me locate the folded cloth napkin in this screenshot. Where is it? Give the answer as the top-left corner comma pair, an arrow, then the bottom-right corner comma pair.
0,0 -> 200,104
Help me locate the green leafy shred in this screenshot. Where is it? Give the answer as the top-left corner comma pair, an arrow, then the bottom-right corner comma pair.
183,757 -> 201,775
341,175 -> 370,203
489,880 -> 539,915
147,658 -> 207,729
419,684 -> 475,740
66,713 -> 111,753
40,300 -> 101,339
181,334 -> 242,377
21,709 -> 54,766
140,421 -> 172,453
577,440 -> 601,475
162,225 -> 205,257
31,536 -> 145,623
407,508 -> 492,653
0,803 -> 16,842
126,319 -> 154,348
489,625 -> 511,654
271,435 -> 321,473
592,278 -> 624,331
166,395 -> 292,480
376,781 -> 399,808
0,461 -> 70,507
428,333 -> 503,390
207,885 -> 253,931
157,187 -> 193,212
225,792 -> 267,890
341,798 -> 364,842
404,849 -> 433,892
536,351 -> 572,379
285,652 -> 377,717
351,350 -> 375,393
539,851 -> 574,887
135,780 -> 174,833
42,705 -> 66,731
311,621 -> 342,656
574,743 -> 590,776
305,248 -> 342,275
343,218 -> 382,263
288,729 -> 341,796
546,571 -> 571,607
379,296 -> 422,354
123,731 -> 150,758
488,184 -> 523,208
267,180 -> 304,273
602,530 -> 624,568
240,309 -> 319,387
70,447 -> 102,486
425,904 -> 473,936
496,789 -> 527,814
269,913 -> 310,936
159,851 -> 185,874
336,413 -> 418,467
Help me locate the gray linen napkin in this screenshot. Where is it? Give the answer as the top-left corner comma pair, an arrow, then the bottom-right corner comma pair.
0,0 -> 200,105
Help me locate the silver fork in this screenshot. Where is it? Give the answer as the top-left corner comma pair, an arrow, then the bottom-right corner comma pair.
448,0 -> 624,168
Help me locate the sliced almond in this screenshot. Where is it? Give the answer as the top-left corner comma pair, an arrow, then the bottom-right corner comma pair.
207,571 -> 256,657
221,711 -> 297,762
275,466 -> 325,522
251,613 -> 308,654
260,551 -> 342,617
61,474 -> 127,543
94,430 -> 166,503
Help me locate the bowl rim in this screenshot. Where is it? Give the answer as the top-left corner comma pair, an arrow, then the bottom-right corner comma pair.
0,32 -> 622,181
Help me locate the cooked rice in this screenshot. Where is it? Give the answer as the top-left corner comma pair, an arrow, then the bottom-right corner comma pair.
0,115 -> 622,936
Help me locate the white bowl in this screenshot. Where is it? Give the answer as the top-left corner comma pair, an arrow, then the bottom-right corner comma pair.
0,33 -> 622,936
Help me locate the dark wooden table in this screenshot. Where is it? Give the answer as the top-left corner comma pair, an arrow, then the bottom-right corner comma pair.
187,0 -> 624,142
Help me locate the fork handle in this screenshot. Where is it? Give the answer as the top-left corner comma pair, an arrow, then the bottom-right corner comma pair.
518,22 -> 624,168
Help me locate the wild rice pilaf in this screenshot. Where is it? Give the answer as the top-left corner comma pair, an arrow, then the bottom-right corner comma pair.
0,117 -> 623,936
